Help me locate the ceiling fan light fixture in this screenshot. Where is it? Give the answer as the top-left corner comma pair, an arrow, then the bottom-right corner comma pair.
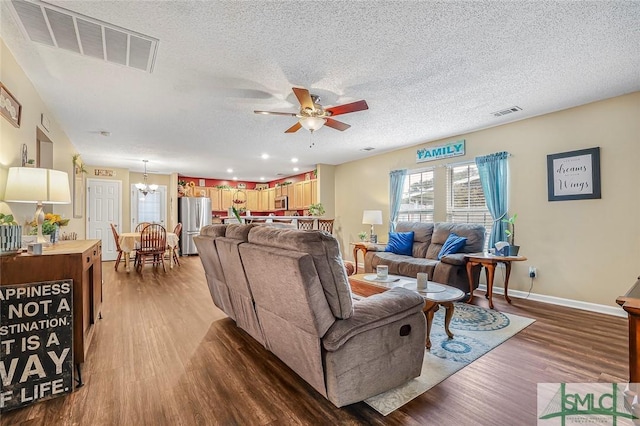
300,116 -> 326,132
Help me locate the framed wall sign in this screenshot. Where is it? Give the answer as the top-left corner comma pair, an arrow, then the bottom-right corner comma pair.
0,280 -> 74,412
547,147 -> 601,201
0,83 -> 22,128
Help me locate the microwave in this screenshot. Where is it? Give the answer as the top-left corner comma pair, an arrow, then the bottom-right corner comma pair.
274,196 -> 288,210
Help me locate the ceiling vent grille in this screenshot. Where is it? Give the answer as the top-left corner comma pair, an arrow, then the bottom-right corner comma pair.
360,147 -> 375,152
10,0 -> 158,73
491,106 -> 522,117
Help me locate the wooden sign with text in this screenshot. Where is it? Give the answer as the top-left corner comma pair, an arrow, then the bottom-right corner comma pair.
0,280 -> 74,412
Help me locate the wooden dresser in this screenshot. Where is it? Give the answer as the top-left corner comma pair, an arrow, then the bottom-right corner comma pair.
617,277 -> 640,417
0,240 -> 102,367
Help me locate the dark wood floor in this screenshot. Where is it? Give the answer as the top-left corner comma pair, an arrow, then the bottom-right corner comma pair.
1,257 -> 629,425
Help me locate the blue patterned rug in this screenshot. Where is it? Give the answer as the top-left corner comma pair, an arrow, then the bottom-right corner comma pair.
365,303 -> 535,416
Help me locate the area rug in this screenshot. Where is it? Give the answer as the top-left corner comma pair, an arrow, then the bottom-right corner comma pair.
364,303 -> 535,416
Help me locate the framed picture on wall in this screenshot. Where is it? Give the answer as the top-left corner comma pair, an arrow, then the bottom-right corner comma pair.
547,147 -> 601,201
0,83 -> 22,128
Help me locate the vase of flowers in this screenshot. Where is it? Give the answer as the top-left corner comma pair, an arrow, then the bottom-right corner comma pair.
29,213 -> 69,242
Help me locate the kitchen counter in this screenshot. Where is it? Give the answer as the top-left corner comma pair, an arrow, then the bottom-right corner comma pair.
220,215 -> 321,224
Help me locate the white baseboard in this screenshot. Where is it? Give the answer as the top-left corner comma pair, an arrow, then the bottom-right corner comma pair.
477,284 -> 626,318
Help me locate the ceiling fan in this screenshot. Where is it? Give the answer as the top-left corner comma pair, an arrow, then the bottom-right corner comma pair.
254,87 -> 368,133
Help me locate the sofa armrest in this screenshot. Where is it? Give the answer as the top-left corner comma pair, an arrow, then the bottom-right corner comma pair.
440,253 -> 466,266
322,287 -> 425,351
364,243 -> 386,252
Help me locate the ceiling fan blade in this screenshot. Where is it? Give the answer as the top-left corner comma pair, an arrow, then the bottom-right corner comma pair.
325,100 -> 369,116
285,121 -> 302,133
292,87 -> 314,110
254,110 -> 298,116
325,118 -> 351,131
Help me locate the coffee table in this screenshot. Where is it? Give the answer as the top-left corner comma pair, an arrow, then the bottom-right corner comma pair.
348,273 -> 466,349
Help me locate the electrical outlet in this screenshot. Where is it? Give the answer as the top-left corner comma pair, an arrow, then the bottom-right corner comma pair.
529,266 -> 537,278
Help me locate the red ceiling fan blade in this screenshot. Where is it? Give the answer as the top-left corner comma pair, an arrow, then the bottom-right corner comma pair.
284,121 -> 302,133
292,87 -> 314,110
325,100 -> 369,116
254,110 -> 297,116
325,118 -> 351,131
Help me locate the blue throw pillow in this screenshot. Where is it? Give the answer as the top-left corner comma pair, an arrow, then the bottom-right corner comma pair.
438,233 -> 467,260
385,231 -> 414,256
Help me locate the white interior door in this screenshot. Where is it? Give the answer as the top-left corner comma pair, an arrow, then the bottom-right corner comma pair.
130,185 -> 167,231
87,179 -> 122,261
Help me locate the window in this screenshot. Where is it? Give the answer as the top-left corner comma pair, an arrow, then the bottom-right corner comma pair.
130,185 -> 167,229
398,168 -> 435,222
446,162 -> 492,246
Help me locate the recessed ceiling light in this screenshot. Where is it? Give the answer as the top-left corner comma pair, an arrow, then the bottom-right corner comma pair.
232,176 -> 238,181
260,177 -> 265,181
261,153 -> 269,159
291,158 -> 298,163
227,168 -> 233,173
293,167 -> 299,172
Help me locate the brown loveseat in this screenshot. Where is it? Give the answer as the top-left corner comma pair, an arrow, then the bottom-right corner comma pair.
364,222 -> 486,293
194,224 -> 427,407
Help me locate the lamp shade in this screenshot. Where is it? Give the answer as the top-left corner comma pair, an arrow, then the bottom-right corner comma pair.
362,210 -> 383,225
300,117 -> 326,132
4,167 -> 48,202
3,167 -> 71,204
47,169 -> 71,204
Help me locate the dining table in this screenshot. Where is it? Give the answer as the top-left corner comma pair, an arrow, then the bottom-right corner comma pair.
118,232 -> 180,272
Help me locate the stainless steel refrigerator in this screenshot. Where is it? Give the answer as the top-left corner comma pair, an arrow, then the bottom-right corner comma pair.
178,197 -> 212,255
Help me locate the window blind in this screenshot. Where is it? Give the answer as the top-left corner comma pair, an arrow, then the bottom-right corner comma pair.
446,162 -> 492,247
397,168 -> 435,223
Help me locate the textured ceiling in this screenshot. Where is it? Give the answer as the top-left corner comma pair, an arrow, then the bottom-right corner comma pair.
1,1 -> 639,180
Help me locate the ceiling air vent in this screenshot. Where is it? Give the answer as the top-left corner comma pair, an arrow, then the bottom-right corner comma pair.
360,147 -> 375,152
491,106 -> 522,117
9,0 -> 158,73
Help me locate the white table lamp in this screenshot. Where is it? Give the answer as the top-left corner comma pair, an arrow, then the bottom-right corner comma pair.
4,167 -> 71,244
362,210 -> 383,242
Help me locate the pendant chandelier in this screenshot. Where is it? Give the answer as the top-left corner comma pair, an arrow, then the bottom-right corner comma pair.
135,160 -> 158,196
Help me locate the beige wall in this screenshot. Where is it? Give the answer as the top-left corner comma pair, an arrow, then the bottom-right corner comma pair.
335,92 -> 640,307
1,42 -> 174,238
0,39 -> 83,237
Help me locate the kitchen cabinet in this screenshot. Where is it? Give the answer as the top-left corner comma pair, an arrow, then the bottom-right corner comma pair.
258,189 -> 269,211
266,188 -> 275,211
209,188 -> 221,210
220,189 -> 233,211
192,186 -> 209,198
275,184 -> 292,198
293,182 -> 304,209
246,190 -> 259,212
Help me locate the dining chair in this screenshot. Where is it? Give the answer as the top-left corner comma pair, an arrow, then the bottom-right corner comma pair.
317,219 -> 335,234
297,219 -> 315,230
135,222 -> 151,232
171,223 -> 182,266
135,224 -> 167,272
110,223 -> 124,271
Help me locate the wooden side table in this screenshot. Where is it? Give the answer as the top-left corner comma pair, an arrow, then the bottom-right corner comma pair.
464,253 -> 527,309
351,242 -> 368,274
350,242 -> 385,274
